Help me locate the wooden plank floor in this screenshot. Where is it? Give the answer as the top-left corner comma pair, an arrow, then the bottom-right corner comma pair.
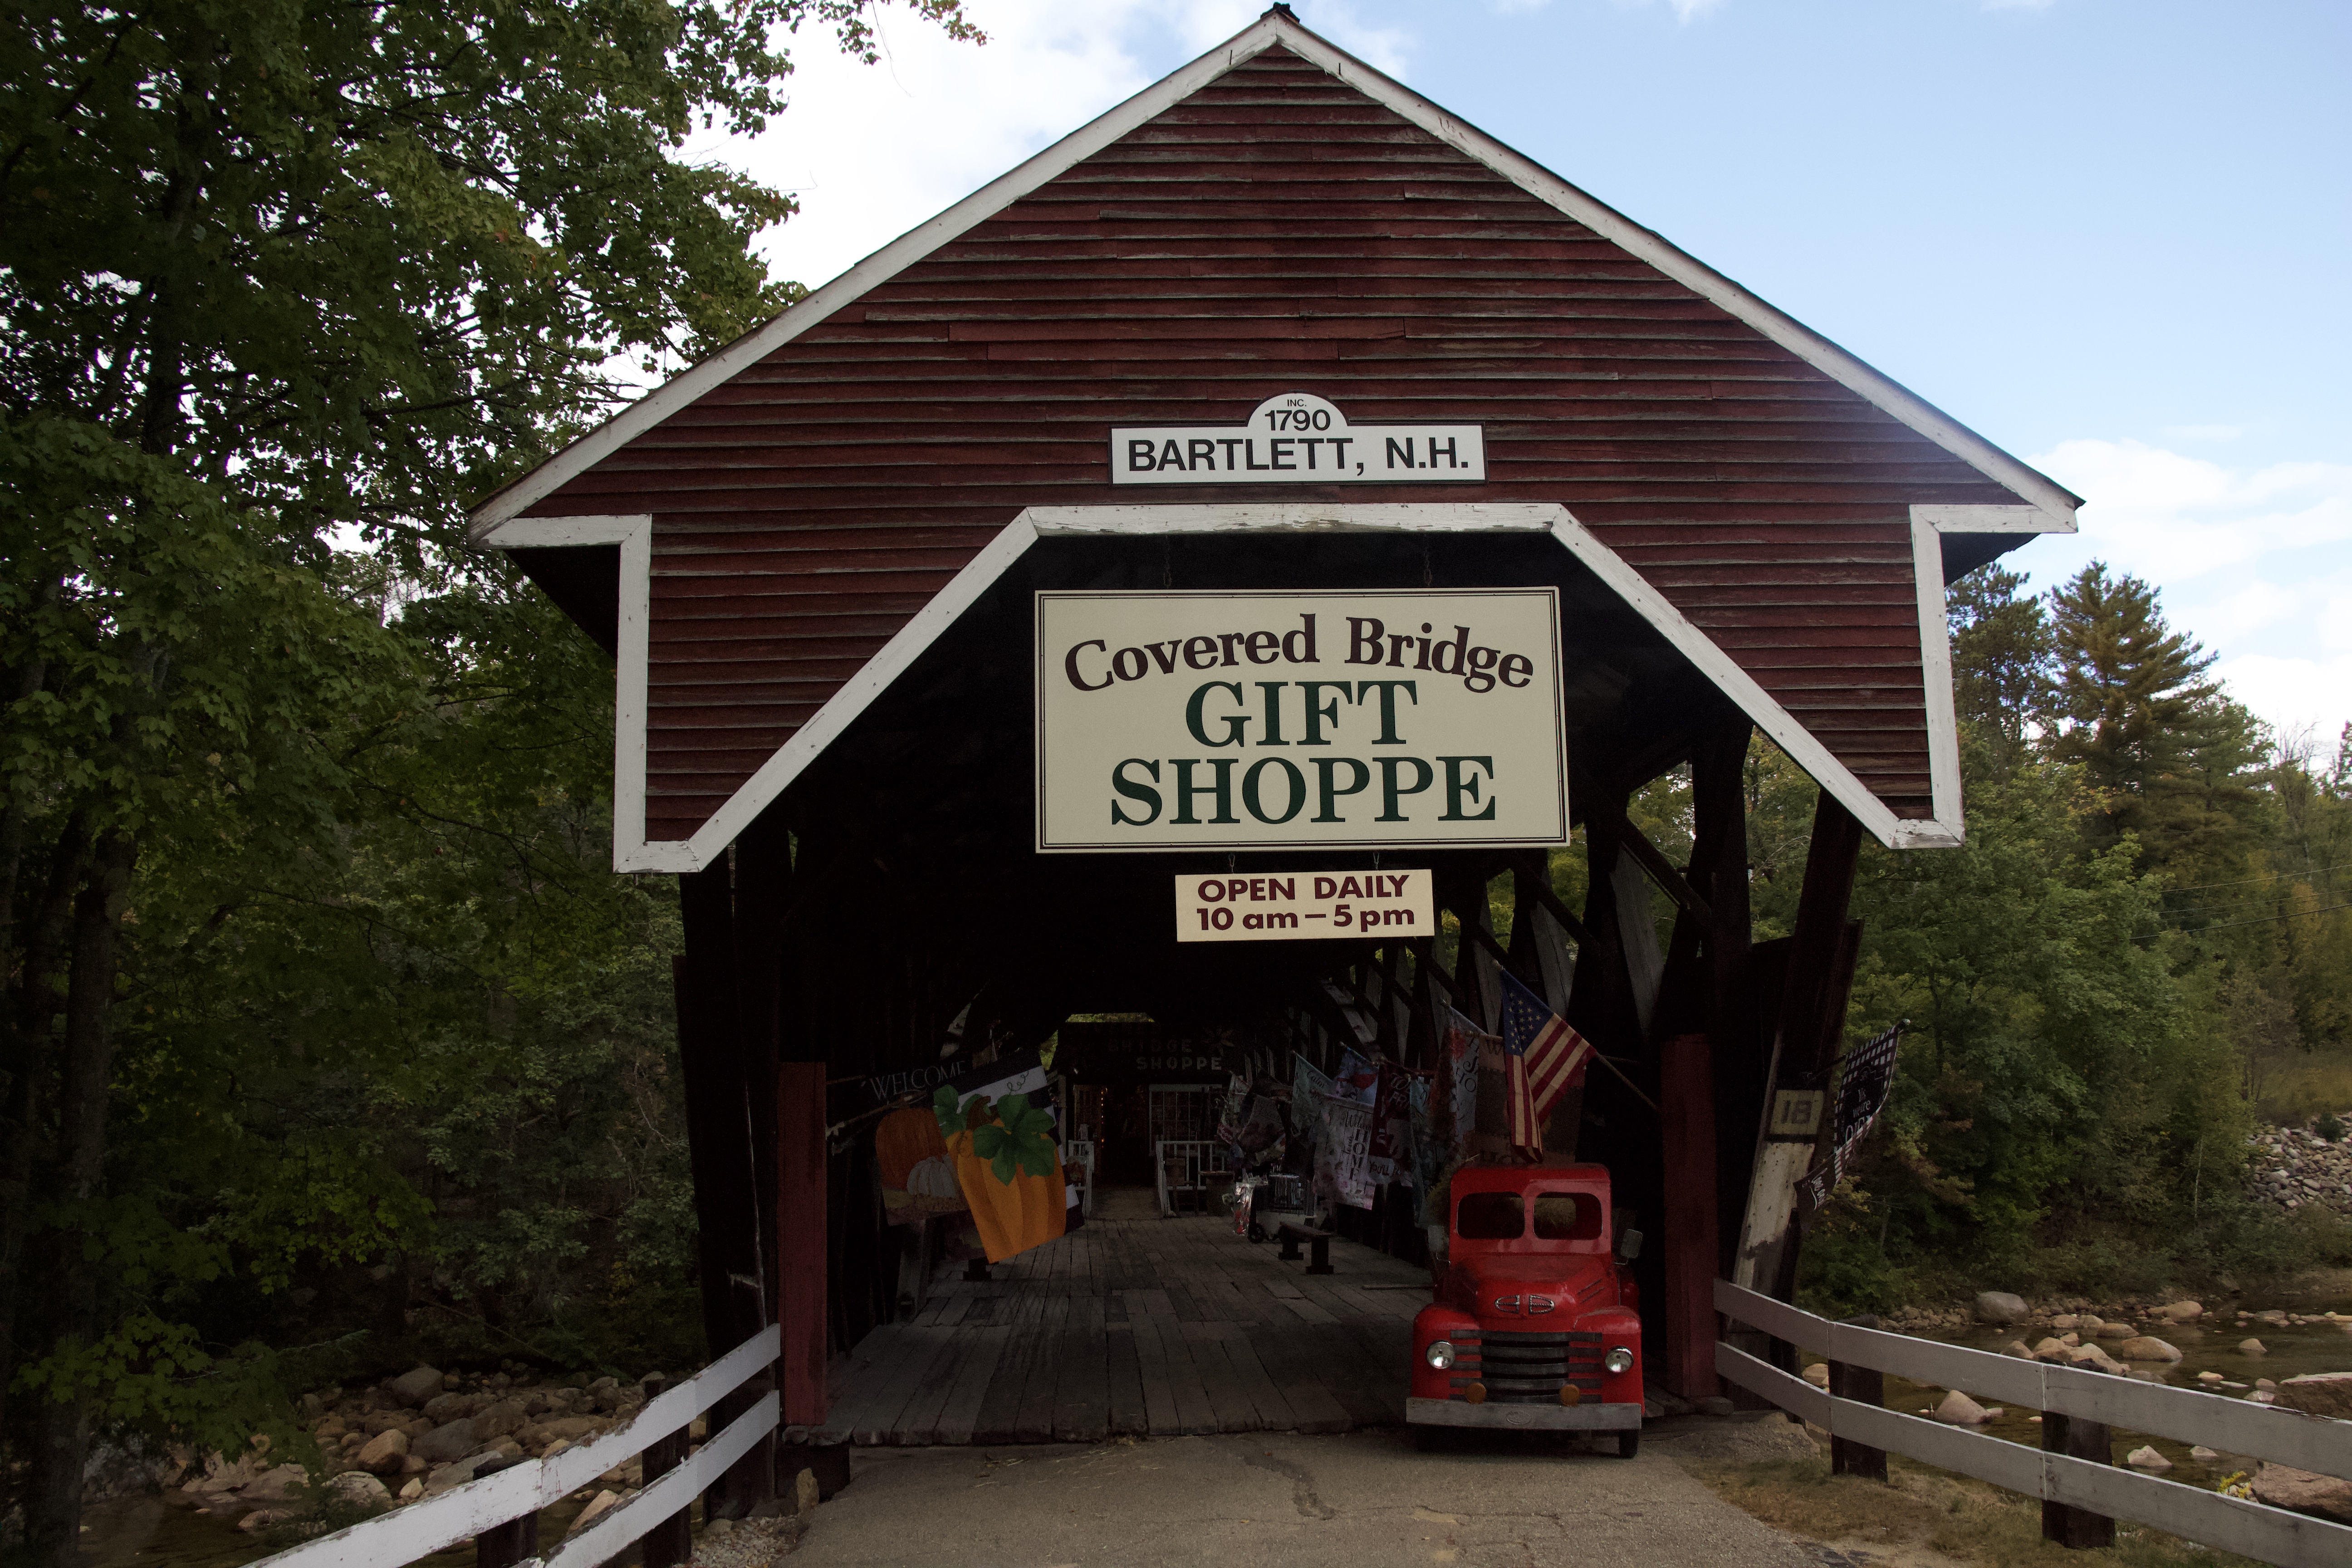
817,1213 -> 1428,1445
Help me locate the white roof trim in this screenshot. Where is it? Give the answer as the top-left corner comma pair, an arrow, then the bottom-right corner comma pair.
468,10 -> 2078,537
478,514 -> 659,864
577,502 -> 1954,873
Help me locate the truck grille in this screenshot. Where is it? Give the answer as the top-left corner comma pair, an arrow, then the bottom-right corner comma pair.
1450,1330 -> 1606,1404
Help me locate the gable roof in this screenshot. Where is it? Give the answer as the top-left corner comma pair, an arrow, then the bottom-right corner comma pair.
471,8 -> 2077,536
474,10 -> 2083,872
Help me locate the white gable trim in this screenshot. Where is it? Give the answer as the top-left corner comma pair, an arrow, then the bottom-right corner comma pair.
564,502 -> 1960,874
477,515 -> 659,865
468,11 -> 2076,537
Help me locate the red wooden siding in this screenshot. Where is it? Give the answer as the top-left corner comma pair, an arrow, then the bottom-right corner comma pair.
532,46 -> 2011,843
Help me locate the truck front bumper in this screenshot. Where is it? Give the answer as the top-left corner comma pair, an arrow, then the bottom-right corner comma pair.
1405,1397 -> 1640,1431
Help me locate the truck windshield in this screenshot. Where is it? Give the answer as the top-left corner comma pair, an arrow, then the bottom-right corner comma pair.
1454,1189 -> 1605,1242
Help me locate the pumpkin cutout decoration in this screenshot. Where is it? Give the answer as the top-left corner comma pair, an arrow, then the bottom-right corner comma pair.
875,1107 -> 949,1191
905,1156 -> 959,1199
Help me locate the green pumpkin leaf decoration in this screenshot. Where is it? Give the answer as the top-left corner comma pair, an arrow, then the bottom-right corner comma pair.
970,1093 -> 1059,1185
932,1084 -> 966,1136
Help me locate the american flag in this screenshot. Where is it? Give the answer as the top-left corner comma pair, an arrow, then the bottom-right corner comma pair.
1498,970 -> 1594,1156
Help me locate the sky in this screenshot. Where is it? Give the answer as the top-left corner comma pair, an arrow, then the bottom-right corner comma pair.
698,0 -> 2351,750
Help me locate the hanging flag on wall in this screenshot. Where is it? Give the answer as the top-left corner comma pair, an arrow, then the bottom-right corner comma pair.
1498,970 -> 1595,1157
1797,1024 -> 1906,1211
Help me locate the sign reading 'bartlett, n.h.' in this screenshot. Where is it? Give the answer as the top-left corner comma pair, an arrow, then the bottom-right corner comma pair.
1035,589 -> 1565,853
1111,392 -> 1485,485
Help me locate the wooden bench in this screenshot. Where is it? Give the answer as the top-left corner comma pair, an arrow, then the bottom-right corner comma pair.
1276,1221 -> 1335,1275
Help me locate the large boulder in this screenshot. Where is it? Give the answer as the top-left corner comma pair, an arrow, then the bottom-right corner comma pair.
2275,1373 -> 2352,1419
357,1430 -> 409,1475
1974,1292 -> 2029,1325
2253,1464 -> 2352,1524
412,1419 -> 479,1465
421,1392 -> 475,1424
470,1398 -> 528,1443
387,1367 -> 444,1408
327,1472 -> 392,1508
1935,1390 -> 1989,1425
242,1465 -> 310,1504
2239,1338 -> 2268,1356
537,1415 -> 610,1442
2117,1336 -> 2183,1362
2159,1300 -> 2205,1323
2125,1446 -> 2172,1472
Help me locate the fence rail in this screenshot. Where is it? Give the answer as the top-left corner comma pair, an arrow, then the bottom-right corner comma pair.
256,1325 -> 781,1568
1715,1281 -> 2352,1568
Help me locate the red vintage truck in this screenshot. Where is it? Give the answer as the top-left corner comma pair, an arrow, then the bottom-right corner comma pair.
1408,1162 -> 1646,1454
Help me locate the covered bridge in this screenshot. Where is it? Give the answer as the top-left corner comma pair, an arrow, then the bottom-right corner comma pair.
471,5 -> 2075,1500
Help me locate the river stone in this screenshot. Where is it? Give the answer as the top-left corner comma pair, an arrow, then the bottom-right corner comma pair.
412,1419 -> 478,1465
357,1429 -> 409,1475
387,1367 -> 444,1408
2126,1446 -> 2172,1472
538,1415 -> 610,1441
2118,1336 -> 2182,1362
420,1392 -> 473,1424
236,1509 -> 291,1534
327,1472 -> 391,1507
470,1398 -> 527,1442
1936,1390 -> 1989,1425
2160,1300 -> 2205,1323
2253,1463 -> 2352,1524
2093,1322 -> 2135,1340
2275,1372 -> 2352,1419
243,1464 -> 310,1503
1975,1291 -> 2029,1324
566,1490 -> 621,1538
2239,1338 -> 2268,1356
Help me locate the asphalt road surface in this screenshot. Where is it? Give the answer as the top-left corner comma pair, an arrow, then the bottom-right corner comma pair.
784,1423 -> 1819,1568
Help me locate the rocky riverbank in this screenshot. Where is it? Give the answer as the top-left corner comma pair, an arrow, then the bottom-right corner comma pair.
2247,1122 -> 2352,1217
167,1360 -> 679,1538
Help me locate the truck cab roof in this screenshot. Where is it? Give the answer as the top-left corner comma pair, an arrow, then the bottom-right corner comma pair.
1446,1164 -> 1614,1259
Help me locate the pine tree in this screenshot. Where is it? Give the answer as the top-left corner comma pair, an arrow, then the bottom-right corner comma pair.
1946,564 -> 2052,779
2046,564 -> 2262,877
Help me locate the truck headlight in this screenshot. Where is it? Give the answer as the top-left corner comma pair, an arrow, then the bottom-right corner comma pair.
1424,1340 -> 1455,1370
1604,1346 -> 1635,1375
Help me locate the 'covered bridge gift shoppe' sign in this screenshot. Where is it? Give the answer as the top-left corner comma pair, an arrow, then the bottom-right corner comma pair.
1035,588 -> 1566,852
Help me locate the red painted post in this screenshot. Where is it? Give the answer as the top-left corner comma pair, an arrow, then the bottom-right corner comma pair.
1658,1029 -> 1720,1401
777,1061 -> 828,1429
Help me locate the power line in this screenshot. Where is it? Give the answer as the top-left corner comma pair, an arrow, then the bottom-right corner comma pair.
2155,901 -> 2352,934
2157,859 -> 2349,895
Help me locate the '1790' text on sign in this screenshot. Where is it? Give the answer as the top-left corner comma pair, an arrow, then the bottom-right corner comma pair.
1034,589 -> 1566,852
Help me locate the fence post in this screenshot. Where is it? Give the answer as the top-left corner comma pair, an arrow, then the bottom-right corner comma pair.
1827,1314 -> 1887,1482
2040,1412 -> 2117,1549
639,1375 -> 692,1568
471,1458 -> 537,1568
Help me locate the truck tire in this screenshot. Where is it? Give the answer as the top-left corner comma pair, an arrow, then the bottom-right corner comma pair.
1613,1429 -> 1640,1460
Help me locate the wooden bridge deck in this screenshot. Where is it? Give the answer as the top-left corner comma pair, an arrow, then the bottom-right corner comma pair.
815,1214 -> 1428,1445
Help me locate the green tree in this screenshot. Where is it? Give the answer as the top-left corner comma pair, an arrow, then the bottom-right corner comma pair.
1,2 -> 977,1558
2046,563 -> 2264,877
1946,564 -> 2051,780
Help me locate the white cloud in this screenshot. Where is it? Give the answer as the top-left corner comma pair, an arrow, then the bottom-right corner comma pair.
702,1 -> 1410,294
2029,438 -> 2352,583
1614,0 -> 1724,19
2019,438 -> 2352,741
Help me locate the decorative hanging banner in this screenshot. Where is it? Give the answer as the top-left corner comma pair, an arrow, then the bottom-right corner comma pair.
1317,1097 -> 1377,1211
1797,1024 -> 1906,1211
1111,392 -> 1485,485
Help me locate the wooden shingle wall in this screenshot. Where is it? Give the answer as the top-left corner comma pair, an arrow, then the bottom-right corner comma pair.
532,46 -> 2014,844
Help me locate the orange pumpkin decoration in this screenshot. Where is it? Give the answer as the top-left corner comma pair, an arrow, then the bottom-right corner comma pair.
875,1107 -> 949,1191
946,1129 -> 1068,1262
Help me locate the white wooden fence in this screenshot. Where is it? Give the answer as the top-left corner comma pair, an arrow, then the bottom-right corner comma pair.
1716,1281 -> 2352,1568
255,1325 -> 780,1568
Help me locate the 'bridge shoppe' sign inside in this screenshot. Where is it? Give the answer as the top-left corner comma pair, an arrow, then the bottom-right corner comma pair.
1110,392 -> 1485,485
1034,589 -> 1567,853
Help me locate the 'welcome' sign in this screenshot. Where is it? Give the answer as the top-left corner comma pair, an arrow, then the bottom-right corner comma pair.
1034,589 -> 1566,852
